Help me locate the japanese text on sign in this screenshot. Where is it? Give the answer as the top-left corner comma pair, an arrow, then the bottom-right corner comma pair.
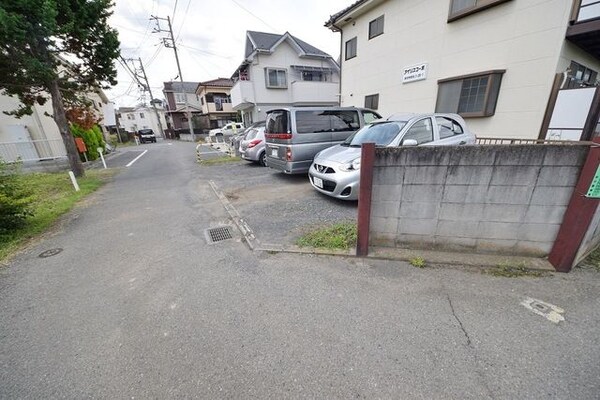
402,63 -> 428,83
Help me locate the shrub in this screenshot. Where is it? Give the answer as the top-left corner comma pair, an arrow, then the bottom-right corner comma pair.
70,124 -> 106,161
0,159 -> 33,234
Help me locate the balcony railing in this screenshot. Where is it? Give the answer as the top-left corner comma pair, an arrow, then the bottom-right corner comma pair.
567,1 -> 600,58
574,0 -> 600,23
291,81 -> 339,105
230,80 -> 255,110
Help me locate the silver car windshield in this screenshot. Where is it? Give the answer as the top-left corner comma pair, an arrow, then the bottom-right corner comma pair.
342,121 -> 406,147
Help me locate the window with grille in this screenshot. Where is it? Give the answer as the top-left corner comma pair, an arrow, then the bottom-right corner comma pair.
435,70 -> 504,117
448,0 -> 512,22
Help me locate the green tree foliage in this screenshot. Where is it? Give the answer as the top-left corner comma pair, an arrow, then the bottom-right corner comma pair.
0,0 -> 120,177
0,159 -> 33,234
70,124 -> 105,161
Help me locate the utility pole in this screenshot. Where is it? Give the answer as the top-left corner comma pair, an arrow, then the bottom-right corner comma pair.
151,15 -> 195,142
138,57 -> 166,139
119,55 -> 167,139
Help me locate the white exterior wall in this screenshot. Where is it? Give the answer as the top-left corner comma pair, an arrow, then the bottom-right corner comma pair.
119,107 -> 167,136
233,38 -> 340,123
337,0 -> 600,139
0,94 -> 61,143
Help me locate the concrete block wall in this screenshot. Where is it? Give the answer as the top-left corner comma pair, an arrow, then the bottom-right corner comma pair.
370,145 -> 589,256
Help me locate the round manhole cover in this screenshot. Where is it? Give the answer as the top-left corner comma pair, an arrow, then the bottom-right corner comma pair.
38,248 -> 63,258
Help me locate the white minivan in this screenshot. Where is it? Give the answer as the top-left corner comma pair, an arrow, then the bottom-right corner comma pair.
308,113 -> 476,200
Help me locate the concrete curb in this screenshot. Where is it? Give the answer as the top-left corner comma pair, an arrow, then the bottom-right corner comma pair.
208,180 -> 260,250
208,179 -> 555,273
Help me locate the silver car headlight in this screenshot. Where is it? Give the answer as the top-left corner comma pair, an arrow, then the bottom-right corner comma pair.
339,157 -> 361,172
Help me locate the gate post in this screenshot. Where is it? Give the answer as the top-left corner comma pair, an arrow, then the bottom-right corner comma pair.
549,138 -> 600,272
356,143 -> 375,257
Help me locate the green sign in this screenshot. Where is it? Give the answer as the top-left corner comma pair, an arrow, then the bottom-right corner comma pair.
586,165 -> 600,198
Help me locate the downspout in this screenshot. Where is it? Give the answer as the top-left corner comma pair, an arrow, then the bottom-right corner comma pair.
331,22 -> 343,107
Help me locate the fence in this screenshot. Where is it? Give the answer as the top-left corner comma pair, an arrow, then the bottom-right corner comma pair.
0,139 -> 66,162
476,137 -> 592,145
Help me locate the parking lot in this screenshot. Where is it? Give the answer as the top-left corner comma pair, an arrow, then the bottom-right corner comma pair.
200,151 -> 357,247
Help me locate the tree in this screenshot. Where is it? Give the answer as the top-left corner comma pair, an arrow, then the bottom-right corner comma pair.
0,0 -> 120,176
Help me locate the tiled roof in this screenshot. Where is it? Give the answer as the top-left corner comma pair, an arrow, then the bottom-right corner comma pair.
199,78 -> 233,88
163,81 -> 199,93
245,31 -> 331,59
325,0 -> 368,27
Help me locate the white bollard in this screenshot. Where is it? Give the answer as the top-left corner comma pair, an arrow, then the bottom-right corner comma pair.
68,171 -> 80,192
97,147 -> 107,169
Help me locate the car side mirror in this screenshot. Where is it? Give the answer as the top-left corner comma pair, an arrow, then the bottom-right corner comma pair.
402,139 -> 418,147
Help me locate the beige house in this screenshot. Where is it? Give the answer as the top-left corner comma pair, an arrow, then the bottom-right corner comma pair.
230,31 -> 341,125
326,0 -> 600,139
0,84 -> 110,162
195,78 -> 238,130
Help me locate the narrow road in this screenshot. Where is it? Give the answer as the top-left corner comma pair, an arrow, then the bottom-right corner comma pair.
1,141 -> 599,399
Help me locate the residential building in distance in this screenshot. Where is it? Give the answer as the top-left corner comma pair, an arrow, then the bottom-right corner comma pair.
0,79 -> 110,163
195,78 -> 238,130
326,0 -> 600,139
162,81 -> 202,135
230,31 -> 341,125
117,104 -> 167,137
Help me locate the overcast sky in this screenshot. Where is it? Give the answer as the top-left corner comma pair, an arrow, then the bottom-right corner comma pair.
108,0 -> 352,107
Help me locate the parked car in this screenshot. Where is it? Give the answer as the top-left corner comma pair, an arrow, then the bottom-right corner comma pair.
137,128 -> 157,143
208,122 -> 245,138
308,113 -> 476,200
230,121 -> 265,156
239,126 -> 267,166
264,107 -> 381,174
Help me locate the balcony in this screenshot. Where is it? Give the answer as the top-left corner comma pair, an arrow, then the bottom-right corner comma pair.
206,102 -> 234,113
566,1 -> 600,59
291,81 -> 339,106
230,80 -> 255,110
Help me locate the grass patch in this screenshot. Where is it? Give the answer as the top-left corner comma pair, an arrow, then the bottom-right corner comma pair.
199,155 -> 240,165
296,222 -> 357,250
409,256 -> 427,268
580,245 -> 600,272
486,261 -> 546,278
0,169 -> 114,263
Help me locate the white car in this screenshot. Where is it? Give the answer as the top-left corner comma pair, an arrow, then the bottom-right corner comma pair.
308,113 -> 476,200
208,122 -> 245,137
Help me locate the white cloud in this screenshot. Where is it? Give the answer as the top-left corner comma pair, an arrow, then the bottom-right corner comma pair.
107,0 -> 351,107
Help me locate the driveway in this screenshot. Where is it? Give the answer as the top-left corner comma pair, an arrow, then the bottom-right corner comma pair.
201,158 -> 357,246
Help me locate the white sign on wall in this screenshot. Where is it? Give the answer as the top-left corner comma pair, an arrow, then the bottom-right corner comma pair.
402,63 -> 428,83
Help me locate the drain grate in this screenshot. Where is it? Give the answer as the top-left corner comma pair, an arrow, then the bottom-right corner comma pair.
205,226 -> 233,244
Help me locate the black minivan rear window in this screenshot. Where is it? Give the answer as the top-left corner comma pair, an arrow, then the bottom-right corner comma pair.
265,110 -> 290,133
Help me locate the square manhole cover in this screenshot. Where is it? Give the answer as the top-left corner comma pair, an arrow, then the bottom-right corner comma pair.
205,226 -> 233,244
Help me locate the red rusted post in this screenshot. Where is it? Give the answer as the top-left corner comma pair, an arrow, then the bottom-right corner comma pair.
356,142 -> 376,257
549,138 -> 600,272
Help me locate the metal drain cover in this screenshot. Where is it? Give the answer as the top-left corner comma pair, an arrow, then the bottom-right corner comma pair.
38,248 -> 63,258
205,226 -> 233,244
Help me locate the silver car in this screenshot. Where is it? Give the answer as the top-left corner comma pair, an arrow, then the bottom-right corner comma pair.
308,113 -> 476,200
239,126 -> 267,166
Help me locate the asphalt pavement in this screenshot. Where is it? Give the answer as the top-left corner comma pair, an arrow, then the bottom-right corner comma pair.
1,140 -> 599,399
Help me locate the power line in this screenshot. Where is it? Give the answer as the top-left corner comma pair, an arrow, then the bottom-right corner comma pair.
229,0 -> 278,32
172,0 -> 179,22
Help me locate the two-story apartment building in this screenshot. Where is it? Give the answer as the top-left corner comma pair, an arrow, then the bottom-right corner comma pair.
162,81 -> 202,133
326,0 -> 600,139
117,104 -> 167,137
195,78 -> 238,130
230,31 -> 341,125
